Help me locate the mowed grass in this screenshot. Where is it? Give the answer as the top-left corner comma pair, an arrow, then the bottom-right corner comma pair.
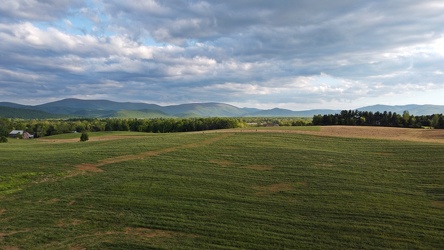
0,130 -> 443,249
236,125 -> 321,131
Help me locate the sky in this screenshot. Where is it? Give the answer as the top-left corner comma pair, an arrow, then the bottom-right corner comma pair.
1,0 -> 444,110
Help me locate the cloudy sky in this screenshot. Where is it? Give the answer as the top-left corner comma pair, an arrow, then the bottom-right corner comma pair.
1,0 -> 444,110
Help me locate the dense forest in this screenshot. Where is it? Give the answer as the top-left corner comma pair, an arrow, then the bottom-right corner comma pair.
312,110 -> 444,128
0,117 -> 310,138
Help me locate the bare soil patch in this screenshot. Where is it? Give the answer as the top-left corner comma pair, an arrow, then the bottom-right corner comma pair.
75,164 -> 104,173
69,247 -> 86,250
48,198 -> 60,204
209,159 -> 232,167
432,201 -> 444,208
2,247 -> 19,250
0,230 -> 30,240
0,209 -> 5,215
56,219 -> 82,227
255,183 -> 294,195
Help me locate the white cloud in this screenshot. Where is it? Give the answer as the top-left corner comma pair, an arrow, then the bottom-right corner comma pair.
0,0 -> 83,21
0,68 -> 44,82
1,1 -> 444,108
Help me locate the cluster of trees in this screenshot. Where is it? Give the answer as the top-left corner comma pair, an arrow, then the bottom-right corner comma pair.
240,117 -> 311,126
313,110 -> 444,128
105,117 -> 244,133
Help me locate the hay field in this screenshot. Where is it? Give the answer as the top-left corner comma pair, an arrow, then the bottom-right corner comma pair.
1,127 -> 443,249
233,125 -> 444,143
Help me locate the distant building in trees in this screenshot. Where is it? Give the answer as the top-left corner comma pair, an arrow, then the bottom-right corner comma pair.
9,130 -> 34,139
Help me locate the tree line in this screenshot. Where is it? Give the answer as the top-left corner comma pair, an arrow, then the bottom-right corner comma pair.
0,117 -> 312,138
312,110 -> 444,128
0,117 -> 246,138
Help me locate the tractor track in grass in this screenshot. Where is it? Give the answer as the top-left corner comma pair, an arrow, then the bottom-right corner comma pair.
72,133 -> 234,175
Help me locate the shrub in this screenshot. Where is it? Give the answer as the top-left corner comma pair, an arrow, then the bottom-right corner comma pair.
0,136 -> 8,143
80,132 -> 89,142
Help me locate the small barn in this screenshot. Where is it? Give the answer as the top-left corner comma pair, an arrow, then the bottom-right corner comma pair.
9,130 -> 33,139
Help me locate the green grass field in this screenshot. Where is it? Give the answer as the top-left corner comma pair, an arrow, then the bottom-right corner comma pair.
1,129 -> 443,249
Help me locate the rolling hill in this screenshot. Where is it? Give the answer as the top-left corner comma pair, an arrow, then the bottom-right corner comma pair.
35,98 -> 162,114
160,103 -> 249,117
0,106 -> 60,119
0,102 -> 36,109
245,108 -> 341,117
111,109 -> 171,118
0,98 -> 443,119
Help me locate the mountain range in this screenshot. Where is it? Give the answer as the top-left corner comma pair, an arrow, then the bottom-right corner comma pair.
0,98 -> 443,119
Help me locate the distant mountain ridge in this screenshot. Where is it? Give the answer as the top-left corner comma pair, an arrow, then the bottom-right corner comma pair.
35,98 -> 162,115
0,98 -> 443,119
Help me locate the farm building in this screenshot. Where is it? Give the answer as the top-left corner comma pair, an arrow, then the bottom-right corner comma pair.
9,130 -> 34,139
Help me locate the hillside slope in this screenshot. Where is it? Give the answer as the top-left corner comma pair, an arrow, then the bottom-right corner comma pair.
0,106 -> 59,119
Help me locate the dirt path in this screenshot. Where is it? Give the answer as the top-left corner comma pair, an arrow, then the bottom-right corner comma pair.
73,133 -> 233,174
